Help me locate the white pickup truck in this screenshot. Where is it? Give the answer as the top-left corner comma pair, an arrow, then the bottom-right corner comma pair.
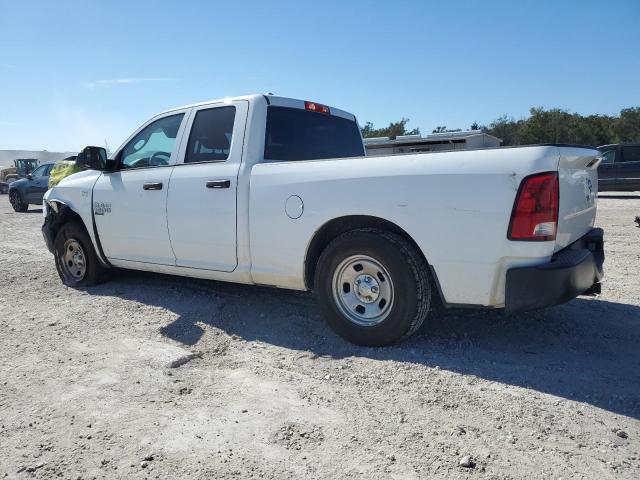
42,94 -> 604,346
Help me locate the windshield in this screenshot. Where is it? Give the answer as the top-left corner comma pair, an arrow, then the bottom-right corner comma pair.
264,107 -> 364,161
15,159 -> 38,174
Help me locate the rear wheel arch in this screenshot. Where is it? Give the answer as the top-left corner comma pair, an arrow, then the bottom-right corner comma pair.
304,215 -> 442,296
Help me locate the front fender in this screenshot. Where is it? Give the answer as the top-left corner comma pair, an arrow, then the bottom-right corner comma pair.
42,172 -> 107,265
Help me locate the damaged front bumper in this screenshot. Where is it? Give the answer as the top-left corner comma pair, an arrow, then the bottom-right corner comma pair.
41,201 -> 60,254
42,212 -> 56,253
505,228 -> 604,313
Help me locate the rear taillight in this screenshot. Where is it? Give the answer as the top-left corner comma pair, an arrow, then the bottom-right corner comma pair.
508,171 -> 559,241
305,101 -> 330,114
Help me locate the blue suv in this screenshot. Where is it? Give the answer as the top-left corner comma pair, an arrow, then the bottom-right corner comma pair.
8,162 -> 54,212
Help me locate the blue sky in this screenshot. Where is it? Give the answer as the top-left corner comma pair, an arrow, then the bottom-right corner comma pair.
0,0 -> 638,152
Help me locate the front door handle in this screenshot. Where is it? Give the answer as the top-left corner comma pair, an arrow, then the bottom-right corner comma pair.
143,182 -> 163,190
206,179 -> 231,189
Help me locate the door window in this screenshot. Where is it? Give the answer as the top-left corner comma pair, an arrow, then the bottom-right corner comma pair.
621,146 -> 640,162
31,165 -> 48,177
184,107 -> 236,163
120,114 -> 184,169
600,150 -> 616,164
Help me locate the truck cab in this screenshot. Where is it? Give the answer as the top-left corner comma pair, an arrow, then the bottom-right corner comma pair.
84,95 -> 363,270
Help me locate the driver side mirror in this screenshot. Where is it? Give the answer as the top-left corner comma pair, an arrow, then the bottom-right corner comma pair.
77,146 -> 109,171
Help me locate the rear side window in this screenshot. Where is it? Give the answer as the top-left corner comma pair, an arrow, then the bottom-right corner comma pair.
264,106 -> 364,161
185,107 -> 236,163
621,146 -> 640,162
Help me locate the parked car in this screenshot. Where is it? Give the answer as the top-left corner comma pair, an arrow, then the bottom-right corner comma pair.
597,144 -> 640,191
8,162 -> 54,212
0,158 -> 39,194
41,94 -> 604,346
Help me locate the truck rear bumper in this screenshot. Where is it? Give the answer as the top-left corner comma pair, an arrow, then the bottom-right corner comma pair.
505,228 -> 604,313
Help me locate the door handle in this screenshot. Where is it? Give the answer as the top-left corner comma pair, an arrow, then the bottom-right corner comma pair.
206,179 -> 231,189
143,182 -> 163,190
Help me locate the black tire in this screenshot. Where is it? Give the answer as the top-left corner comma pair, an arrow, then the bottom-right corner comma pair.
9,190 -> 28,212
53,222 -> 108,287
315,228 -> 431,346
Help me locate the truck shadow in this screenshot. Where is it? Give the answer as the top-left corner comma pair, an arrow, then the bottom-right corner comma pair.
91,269 -> 640,419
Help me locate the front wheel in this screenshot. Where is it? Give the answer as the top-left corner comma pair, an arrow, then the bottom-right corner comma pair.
315,229 -> 431,346
53,222 -> 108,287
9,190 -> 28,212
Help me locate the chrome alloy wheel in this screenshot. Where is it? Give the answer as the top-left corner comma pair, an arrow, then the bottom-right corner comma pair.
332,255 -> 394,326
61,238 -> 87,281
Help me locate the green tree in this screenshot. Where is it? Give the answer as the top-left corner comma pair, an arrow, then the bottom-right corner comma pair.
366,107 -> 640,146
484,115 -> 524,146
616,107 -> 640,142
432,126 -> 462,133
482,106 -> 640,146
361,118 -> 419,138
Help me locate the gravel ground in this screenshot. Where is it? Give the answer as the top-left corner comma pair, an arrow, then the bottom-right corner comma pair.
0,193 -> 639,479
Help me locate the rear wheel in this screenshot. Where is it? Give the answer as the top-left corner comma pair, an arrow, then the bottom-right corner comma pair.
315,228 -> 431,346
54,222 -> 108,287
9,190 -> 28,212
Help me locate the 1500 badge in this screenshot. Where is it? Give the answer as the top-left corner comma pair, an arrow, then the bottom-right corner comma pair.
94,202 -> 112,215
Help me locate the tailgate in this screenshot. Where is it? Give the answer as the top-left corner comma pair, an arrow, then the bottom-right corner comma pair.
555,146 -> 600,251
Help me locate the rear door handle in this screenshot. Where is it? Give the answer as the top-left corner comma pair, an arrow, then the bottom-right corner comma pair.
143,182 -> 163,190
206,179 -> 231,189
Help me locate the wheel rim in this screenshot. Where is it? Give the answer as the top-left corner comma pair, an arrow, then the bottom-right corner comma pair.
60,238 -> 87,281
332,255 -> 394,327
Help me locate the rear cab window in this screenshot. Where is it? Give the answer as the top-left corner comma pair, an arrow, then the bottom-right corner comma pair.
264,106 -> 364,161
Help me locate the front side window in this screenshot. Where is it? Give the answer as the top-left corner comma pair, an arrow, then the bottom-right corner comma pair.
120,113 -> 184,169
600,150 -> 616,164
32,165 -> 48,177
621,146 -> 640,163
185,107 -> 236,163
264,106 -> 365,162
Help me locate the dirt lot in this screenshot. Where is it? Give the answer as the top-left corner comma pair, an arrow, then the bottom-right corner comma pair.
1,194 -> 639,479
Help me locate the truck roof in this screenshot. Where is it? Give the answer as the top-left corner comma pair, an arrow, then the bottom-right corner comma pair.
598,143 -> 640,150
158,94 -> 358,122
